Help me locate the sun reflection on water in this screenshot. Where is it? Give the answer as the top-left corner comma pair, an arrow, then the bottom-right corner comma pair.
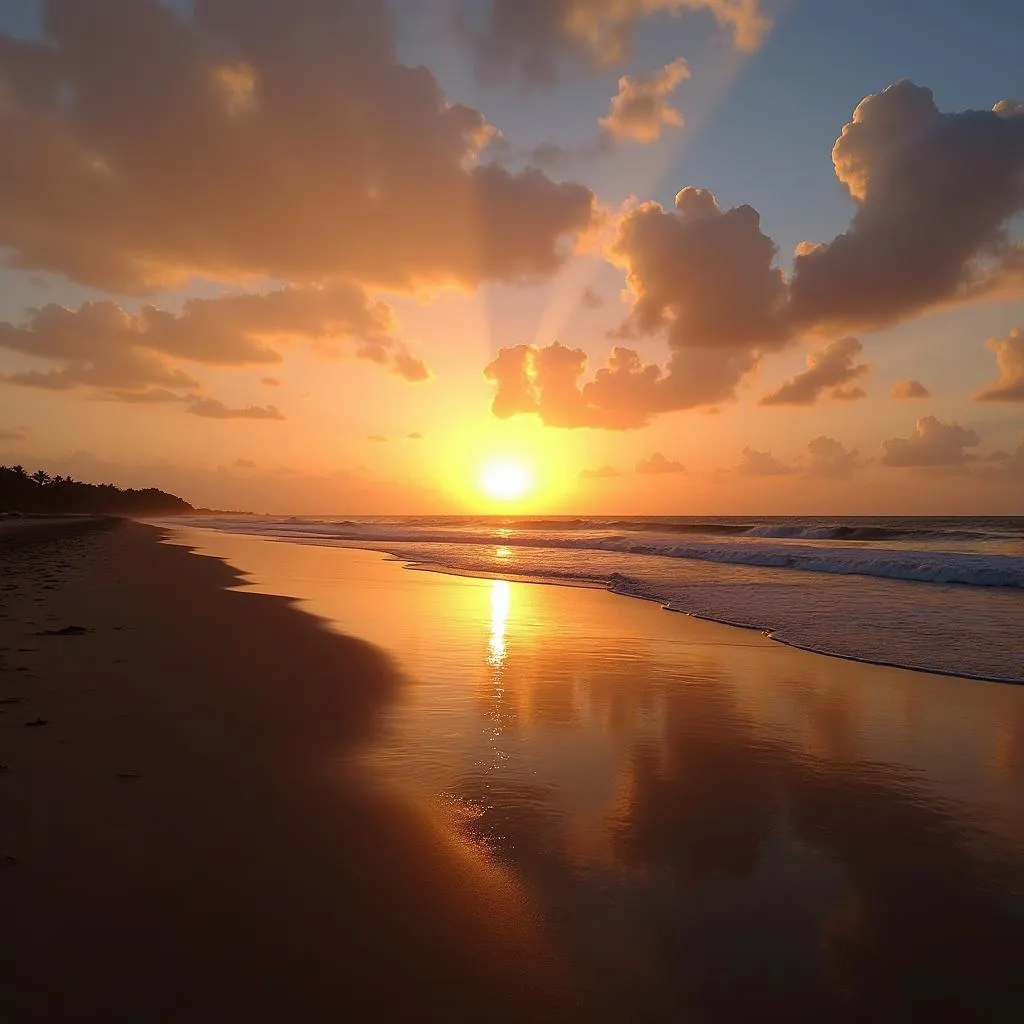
488,578 -> 510,668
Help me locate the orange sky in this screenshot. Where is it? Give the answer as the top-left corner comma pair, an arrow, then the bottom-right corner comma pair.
0,0 -> 1022,514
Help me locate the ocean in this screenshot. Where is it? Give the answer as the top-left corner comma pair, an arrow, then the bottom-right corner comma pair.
174,515 -> 1024,683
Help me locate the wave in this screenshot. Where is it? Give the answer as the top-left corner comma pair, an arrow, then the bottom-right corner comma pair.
177,518 -> 1024,589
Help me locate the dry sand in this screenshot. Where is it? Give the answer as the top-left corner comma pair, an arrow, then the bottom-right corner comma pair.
0,521 -> 585,1021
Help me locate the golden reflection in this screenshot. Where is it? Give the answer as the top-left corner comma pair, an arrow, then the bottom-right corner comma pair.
488,578 -> 510,668
495,545 -> 513,561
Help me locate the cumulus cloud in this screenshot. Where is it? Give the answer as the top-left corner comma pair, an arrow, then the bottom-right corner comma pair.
789,81 -> 1024,333
635,452 -> 685,474
891,379 -> 931,399
974,327 -> 1024,402
580,464 -> 621,479
881,416 -> 981,467
737,447 -> 791,476
759,337 -> 870,406
458,0 -> 771,82
0,284 -> 428,399
0,0 -> 595,294
805,436 -> 861,478
189,398 -> 284,421
486,187 -> 789,427
600,59 -> 690,143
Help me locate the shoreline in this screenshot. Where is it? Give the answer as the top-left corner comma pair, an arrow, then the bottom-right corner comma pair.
5,519 -> 1022,1021
214,531 -> 1024,687
0,520 -> 588,1021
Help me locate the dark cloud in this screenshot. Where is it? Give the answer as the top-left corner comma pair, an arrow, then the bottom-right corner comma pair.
974,327 -> 1024,402
891,379 -> 931,399
456,0 -> 771,83
235,458 -> 257,469
600,59 -> 690,143
881,416 -> 981,467
579,464 -> 621,479
805,436 -> 861,478
0,0 -> 595,293
759,337 -> 870,406
0,303 -> 201,392
581,286 -> 604,309
0,284 -> 428,399
188,398 -> 284,421
406,432 -> 425,440
635,452 -> 685,474
737,447 -> 791,476
789,81 -> 1024,333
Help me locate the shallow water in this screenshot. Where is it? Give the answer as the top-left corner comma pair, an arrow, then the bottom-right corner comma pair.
166,528 -> 1024,1021
171,514 -> 1024,682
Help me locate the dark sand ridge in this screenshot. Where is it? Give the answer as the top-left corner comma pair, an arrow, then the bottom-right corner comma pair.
0,521 -> 586,1021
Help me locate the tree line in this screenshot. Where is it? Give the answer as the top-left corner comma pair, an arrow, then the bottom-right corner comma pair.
0,465 -> 193,515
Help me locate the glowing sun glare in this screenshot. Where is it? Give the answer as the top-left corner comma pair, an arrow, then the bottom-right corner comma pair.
479,460 -> 533,502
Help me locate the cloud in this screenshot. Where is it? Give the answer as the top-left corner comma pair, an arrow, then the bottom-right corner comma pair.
391,348 -> 431,383
457,0 -> 771,82
974,433 -> 1024,479
635,452 -> 685,474
485,188 -> 789,428
759,337 -> 870,406
891,379 -> 931,399
188,398 -> 284,421
788,82 -> 1024,333
0,0 -> 595,294
235,458 -> 257,469
581,286 -> 604,309
406,432 -> 425,440
600,59 -> 690,143
737,447 -> 792,476
260,377 -> 281,387
367,435 -> 389,442
0,284 -> 429,398
102,388 -> 188,404
580,464 -> 621,479
0,426 -> 28,441
805,436 -> 861,478
881,416 -> 981,467
974,327 -> 1024,402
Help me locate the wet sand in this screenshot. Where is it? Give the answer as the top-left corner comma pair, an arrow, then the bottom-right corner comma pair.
2,521 -> 1023,1022
1,521 -> 581,1021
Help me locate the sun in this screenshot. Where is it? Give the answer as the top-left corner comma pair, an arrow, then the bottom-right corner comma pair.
479,460 -> 533,502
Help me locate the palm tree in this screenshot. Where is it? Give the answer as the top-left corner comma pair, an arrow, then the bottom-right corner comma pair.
11,465 -> 26,478
31,470 -> 50,486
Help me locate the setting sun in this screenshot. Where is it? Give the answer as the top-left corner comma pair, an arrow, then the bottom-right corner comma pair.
479,460 -> 533,501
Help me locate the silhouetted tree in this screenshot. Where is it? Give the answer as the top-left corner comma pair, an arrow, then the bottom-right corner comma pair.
0,466 -> 192,516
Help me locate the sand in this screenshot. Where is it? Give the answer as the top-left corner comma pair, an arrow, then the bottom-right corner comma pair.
0,521 -> 584,1021
3,520 -> 1023,1022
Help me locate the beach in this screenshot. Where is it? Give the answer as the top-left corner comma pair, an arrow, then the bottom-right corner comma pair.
2,520 -> 1023,1021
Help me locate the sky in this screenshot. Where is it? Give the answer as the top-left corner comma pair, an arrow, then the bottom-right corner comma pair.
0,0 -> 1023,514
